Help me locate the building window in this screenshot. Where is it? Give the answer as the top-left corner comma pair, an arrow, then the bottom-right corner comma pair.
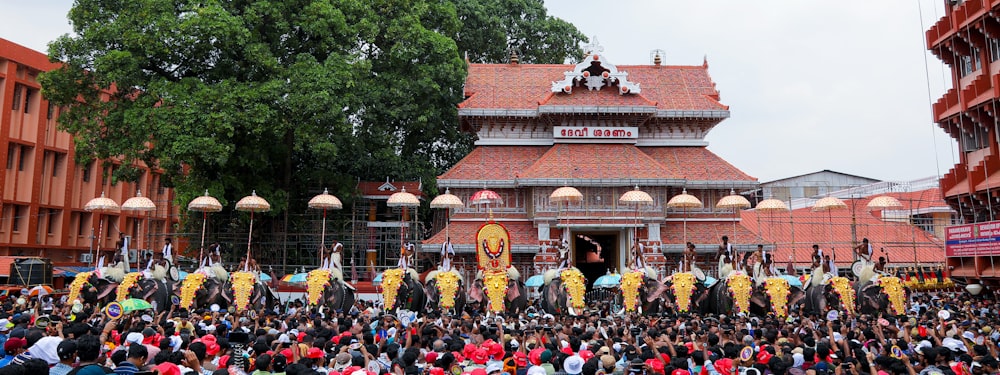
17,145 -> 30,171
78,212 -> 89,236
11,85 -> 21,111
6,144 -> 16,170
82,162 -> 92,182
959,51 -> 980,77
12,206 -> 22,232
52,152 -> 64,177
101,166 -> 109,186
990,38 -> 1000,63
47,209 -> 58,235
962,125 -> 990,152
23,88 -> 33,114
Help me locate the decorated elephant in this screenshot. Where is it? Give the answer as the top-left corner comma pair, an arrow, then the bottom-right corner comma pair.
855,276 -> 907,316
67,271 -> 119,306
540,268 -> 587,316
223,271 -> 275,312
662,272 -> 711,314
305,269 -> 356,313
704,273 -> 758,316
176,273 -> 228,311
425,270 -> 466,314
804,276 -> 856,316
381,268 -> 426,312
620,269 -> 670,315
757,277 -> 806,318
133,277 -> 173,311
470,274 -> 527,314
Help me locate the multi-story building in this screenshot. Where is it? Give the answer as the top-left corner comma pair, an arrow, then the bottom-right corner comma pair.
0,38 -> 178,278
925,0 -> 1000,283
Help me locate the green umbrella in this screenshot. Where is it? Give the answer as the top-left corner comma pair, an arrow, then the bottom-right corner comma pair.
120,298 -> 153,313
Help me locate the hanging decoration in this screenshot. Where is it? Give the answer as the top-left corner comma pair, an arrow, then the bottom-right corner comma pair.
306,269 -> 332,306
829,276 -> 856,316
179,273 -> 207,310
726,274 -> 753,315
230,272 -> 257,311
763,277 -> 790,318
621,270 -> 645,313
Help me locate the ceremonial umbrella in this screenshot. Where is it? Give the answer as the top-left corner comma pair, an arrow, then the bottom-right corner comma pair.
812,196 -> 847,257
387,187 -> 420,255
280,273 -> 309,285
470,189 -> 503,220
620,186 -> 655,261
120,298 -> 153,312
867,195 -> 903,262
85,192 -> 121,268
551,186 -> 583,233
122,190 -> 156,271
524,274 -> 545,288
716,189 -> 751,239
28,285 -> 53,297
756,198 -> 790,260
236,191 -> 271,271
667,189 -> 703,245
430,188 -> 464,244
188,190 -> 223,265
593,273 -> 622,289
309,188 -> 343,266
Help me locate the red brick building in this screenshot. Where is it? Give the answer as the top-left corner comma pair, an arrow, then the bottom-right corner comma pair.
0,38 -> 178,275
425,44 -> 759,283
926,0 -> 1000,281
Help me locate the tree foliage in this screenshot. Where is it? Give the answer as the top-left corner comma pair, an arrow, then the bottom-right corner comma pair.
40,0 -> 585,217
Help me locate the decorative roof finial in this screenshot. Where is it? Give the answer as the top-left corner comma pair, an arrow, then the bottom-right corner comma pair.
509,49 -> 519,65
582,36 -> 604,56
654,52 -> 662,66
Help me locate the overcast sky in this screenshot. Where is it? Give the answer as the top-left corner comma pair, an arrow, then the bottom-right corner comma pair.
0,1 -> 957,183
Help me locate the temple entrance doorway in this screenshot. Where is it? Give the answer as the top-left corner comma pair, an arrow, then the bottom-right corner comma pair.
573,231 -> 619,291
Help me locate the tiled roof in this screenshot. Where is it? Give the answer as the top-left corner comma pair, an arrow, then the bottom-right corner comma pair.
944,178 -> 969,197
641,147 -> 757,182
878,189 -> 950,212
660,221 -> 759,246
461,64 -> 727,111
740,205 -> 945,265
0,257 -> 16,277
356,181 -> 423,197
519,144 -> 677,180
424,221 -> 537,252
438,146 -> 549,182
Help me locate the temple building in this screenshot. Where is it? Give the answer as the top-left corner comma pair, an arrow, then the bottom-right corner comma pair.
425,43 -> 760,284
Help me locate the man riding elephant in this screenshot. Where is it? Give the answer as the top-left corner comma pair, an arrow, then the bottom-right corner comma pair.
381,267 -> 426,312
425,268 -> 466,314
471,268 -> 527,314
620,268 -> 669,315
305,268 -> 355,313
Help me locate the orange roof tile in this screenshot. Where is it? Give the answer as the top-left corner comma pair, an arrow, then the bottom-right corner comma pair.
660,221 -> 759,246
740,205 -> 945,266
641,147 -> 756,182
356,181 -> 423,197
519,144 -> 678,181
0,256 -> 16,277
462,64 -> 727,112
424,221 -> 537,252
438,146 -> 549,182
877,189 -> 950,213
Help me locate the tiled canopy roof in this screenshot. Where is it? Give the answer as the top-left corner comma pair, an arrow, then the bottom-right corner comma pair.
740,203 -> 945,265
660,221 -> 759,246
461,64 -> 727,112
438,145 -> 756,185
356,181 -> 423,197
424,221 -> 537,253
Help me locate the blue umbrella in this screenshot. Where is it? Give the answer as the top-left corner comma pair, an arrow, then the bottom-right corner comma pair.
373,272 -> 383,286
779,275 -> 803,289
259,273 -> 272,282
593,274 -> 621,289
524,274 -> 544,288
281,273 -> 309,284
703,276 -> 718,288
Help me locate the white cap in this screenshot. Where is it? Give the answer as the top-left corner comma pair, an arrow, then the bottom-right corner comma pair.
0,319 -> 9,332
527,366 -> 547,375
125,332 -> 144,345
563,355 -> 585,375
278,334 -> 291,344
963,331 -> 976,341
486,363 -> 503,374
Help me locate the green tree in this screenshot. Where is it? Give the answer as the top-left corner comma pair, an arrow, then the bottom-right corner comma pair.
451,0 -> 587,64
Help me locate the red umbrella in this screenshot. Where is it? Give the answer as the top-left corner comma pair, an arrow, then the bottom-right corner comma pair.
470,190 -> 503,205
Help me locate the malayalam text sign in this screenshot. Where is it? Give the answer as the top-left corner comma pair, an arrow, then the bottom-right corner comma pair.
946,221 -> 1000,256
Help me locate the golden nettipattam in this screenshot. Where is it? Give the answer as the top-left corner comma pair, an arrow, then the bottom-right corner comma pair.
179,273 -> 206,310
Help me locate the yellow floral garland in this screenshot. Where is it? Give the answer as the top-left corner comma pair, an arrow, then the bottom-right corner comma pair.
230,272 -> 256,311
621,271 -> 644,312
68,272 -> 92,304
306,270 -> 332,306
381,268 -> 405,310
829,276 -> 856,315
560,268 -> 586,313
484,271 -> 509,313
763,277 -> 790,318
878,276 -> 906,316
435,271 -> 461,309
116,272 -> 143,301
672,272 -> 697,313
179,273 -> 207,309
727,274 -> 752,315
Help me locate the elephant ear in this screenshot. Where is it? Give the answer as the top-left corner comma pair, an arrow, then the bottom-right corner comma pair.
469,282 -> 484,302
506,281 -> 521,302
97,282 -> 118,300
646,279 -> 670,303
142,281 -> 159,301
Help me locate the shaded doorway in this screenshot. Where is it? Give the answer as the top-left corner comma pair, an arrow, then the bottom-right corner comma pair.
573,232 -> 619,291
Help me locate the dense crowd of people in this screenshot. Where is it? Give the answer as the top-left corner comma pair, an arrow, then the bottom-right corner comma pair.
0,288 -> 999,375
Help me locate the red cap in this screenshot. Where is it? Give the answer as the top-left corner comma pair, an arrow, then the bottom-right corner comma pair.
472,348 -> 490,364
463,344 -> 478,359
218,355 -> 230,367
561,346 -> 574,356
298,332 -> 307,342
426,352 -> 439,364
757,351 -> 773,365
430,368 -> 445,375
672,370 -> 689,375
205,342 -> 221,356
452,351 -> 465,363
645,359 -> 664,374
280,348 -> 294,359
155,362 -> 182,375
307,347 -> 325,359
514,352 -> 528,367
529,348 -> 543,366
715,359 -> 734,375
332,336 -> 341,344
471,368 -> 487,375
578,350 -> 594,362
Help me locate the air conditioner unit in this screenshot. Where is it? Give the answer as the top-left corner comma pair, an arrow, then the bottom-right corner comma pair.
79,253 -> 93,263
128,250 -> 137,259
